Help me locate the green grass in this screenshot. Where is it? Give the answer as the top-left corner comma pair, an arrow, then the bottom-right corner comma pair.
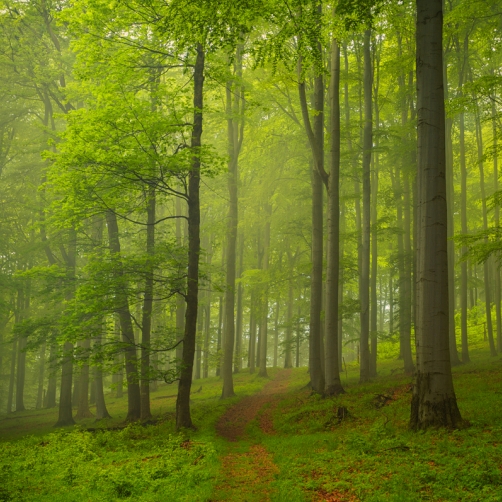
263,352 -> 502,501
1,354 -> 502,501
0,369 -> 275,502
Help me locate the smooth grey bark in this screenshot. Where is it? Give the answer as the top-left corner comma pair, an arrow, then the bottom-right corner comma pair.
258,208 -> 271,377
444,39 -> 461,365
285,276 -> 294,369
216,294 -> 223,377
360,29 -> 372,383
45,343 -> 57,408
410,0 -> 462,429
234,234 -> 244,373
492,99 -> 502,352
298,54 -> 326,393
36,342 -> 46,409
459,82 -> 470,363
222,45 -> 243,398
140,188 -> 156,421
15,287 -> 27,412
7,338 -> 17,413
75,337 -> 94,419
249,293 -> 257,373
55,228 -> 77,427
273,299 -> 280,368
475,107 -> 497,357
176,44 -> 204,429
175,195 -> 185,372
203,237 -> 212,379
94,329 -> 111,420
106,211 -> 141,421
325,39 -> 344,395
369,41 -> 381,378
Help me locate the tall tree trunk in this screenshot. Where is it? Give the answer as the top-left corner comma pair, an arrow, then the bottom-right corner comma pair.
45,343 -> 57,408
369,42 -> 380,378
325,39 -> 344,395
249,296 -> 257,373
234,234 -> 244,373
222,45 -> 243,397
140,188 -> 156,420
7,339 -> 17,413
176,44 -> 204,429
55,228 -> 77,427
75,337 -> 94,419
273,300 -> 280,368
36,342 -> 46,409
360,29 -> 372,383
94,327 -> 111,420
106,211 -> 141,421
203,237 -> 212,379
258,209 -> 271,377
411,0 -> 462,429
285,271 -> 294,369
175,196 -> 185,373
492,99 -> 502,352
15,287 -> 26,412
475,107 -> 497,356
298,38 -> 326,393
459,93 -> 470,362
444,38 -> 462,365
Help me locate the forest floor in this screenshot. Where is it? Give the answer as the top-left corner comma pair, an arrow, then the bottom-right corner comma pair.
1,351 -> 502,501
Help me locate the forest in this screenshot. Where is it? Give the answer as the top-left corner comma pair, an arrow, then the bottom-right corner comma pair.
0,0 -> 501,500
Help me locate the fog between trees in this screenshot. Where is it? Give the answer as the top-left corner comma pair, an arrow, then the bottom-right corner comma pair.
0,0 -> 500,431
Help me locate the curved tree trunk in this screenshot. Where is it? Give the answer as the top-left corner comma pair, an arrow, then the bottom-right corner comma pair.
176,44 -> 204,429
106,211 -> 141,422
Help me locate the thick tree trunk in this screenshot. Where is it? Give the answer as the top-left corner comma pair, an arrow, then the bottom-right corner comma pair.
140,188 -> 156,421
298,44 -> 326,393
410,0 -> 462,429
106,211 -> 141,421
325,39 -> 344,395
360,29 -> 372,383
176,44 -> 204,429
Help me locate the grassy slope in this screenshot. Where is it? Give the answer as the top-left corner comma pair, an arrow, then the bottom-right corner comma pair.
263,352 -> 502,501
0,354 -> 501,501
0,369 -> 279,502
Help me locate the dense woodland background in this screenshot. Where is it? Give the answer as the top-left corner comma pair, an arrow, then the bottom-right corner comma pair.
0,0 -> 501,432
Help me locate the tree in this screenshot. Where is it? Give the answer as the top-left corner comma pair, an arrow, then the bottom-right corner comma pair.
410,0 -> 462,430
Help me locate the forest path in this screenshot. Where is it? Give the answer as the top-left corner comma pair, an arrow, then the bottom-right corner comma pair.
211,368 -> 292,501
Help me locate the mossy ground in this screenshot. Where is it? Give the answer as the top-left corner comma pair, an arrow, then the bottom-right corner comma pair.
1,354 -> 501,501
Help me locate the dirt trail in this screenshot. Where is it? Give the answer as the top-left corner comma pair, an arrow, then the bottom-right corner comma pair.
212,369 -> 292,501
